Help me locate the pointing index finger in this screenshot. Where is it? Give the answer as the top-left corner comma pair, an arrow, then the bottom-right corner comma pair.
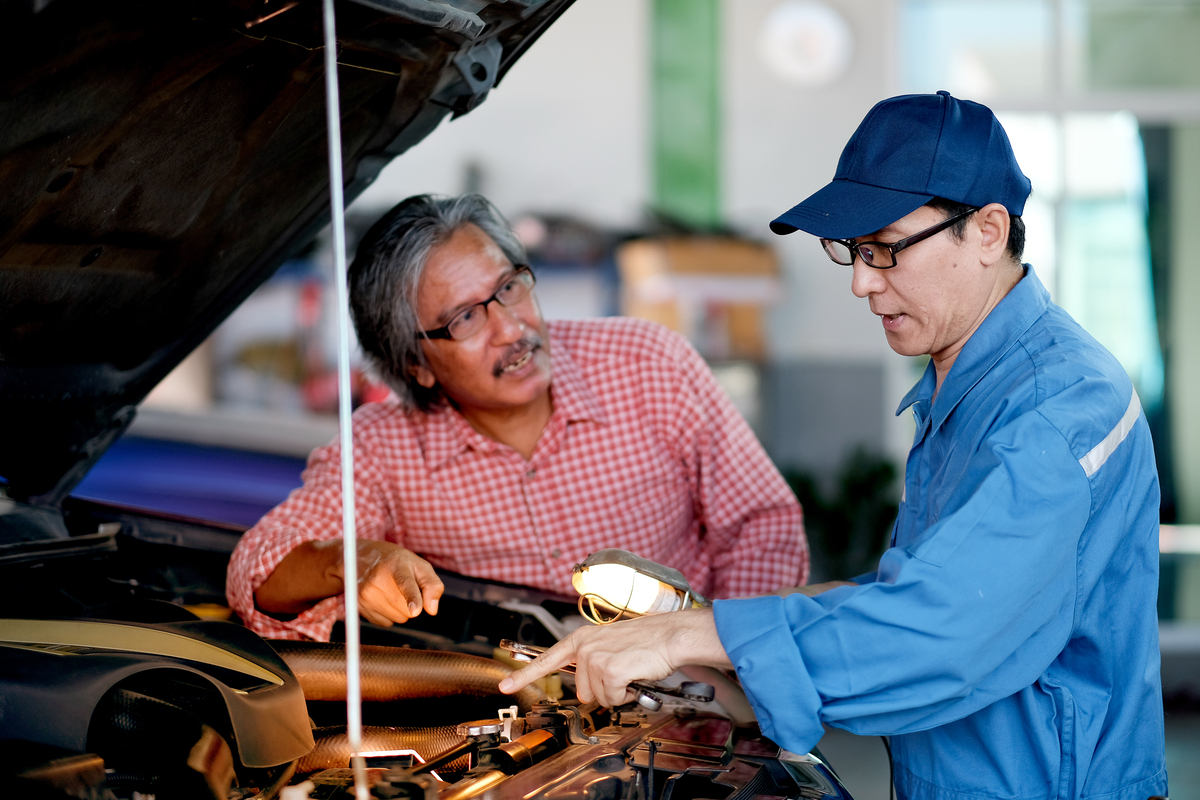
498,639 -> 578,694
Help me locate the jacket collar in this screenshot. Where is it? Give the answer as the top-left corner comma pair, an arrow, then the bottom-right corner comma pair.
896,265 -> 1049,433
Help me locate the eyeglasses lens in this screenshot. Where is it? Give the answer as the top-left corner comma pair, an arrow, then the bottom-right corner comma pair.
496,271 -> 533,305
823,239 -> 854,265
858,243 -> 893,267
821,239 -> 896,268
446,269 -> 535,339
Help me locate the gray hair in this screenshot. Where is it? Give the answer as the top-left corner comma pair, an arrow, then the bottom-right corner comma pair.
348,194 -> 528,411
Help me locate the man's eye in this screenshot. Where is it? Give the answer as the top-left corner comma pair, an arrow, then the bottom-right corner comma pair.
498,278 -> 518,297
456,305 -> 482,325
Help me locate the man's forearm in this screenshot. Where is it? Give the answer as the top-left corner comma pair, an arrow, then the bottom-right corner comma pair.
254,539 -> 346,615
253,538 -> 445,627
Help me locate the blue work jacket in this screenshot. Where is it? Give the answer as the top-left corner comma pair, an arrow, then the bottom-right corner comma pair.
715,267 -> 1167,799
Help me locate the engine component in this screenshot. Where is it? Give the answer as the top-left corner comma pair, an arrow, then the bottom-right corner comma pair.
272,641 -> 547,712
0,618 -> 314,770
477,728 -> 559,774
364,728 -> 564,800
299,726 -> 470,775
88,687 -> 235,800
0,741 -> 107,799
303,702 -> 858,800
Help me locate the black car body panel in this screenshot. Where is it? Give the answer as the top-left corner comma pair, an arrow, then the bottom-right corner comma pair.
0,617 -> 314,768
0,0 -> 573,506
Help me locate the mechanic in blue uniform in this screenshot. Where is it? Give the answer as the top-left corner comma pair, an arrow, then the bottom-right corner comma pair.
501,91 -> 1168,800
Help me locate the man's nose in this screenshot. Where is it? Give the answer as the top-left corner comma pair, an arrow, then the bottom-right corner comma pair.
850,258 -> 884,298
489,301 -> 526,342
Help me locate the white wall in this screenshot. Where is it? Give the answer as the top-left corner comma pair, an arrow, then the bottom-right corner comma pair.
352,0 -> 649,228
724,0 -> 893,359
722,0 -> 913,466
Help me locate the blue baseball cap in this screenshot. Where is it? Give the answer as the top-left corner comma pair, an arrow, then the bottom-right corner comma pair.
770,91 -> 1031,240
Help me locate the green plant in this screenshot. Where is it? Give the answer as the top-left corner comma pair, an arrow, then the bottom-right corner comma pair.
784,449 -> 899,582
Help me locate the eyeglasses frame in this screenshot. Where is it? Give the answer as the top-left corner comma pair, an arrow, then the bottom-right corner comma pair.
820,207 -> 979,269
419,264 -> 536,341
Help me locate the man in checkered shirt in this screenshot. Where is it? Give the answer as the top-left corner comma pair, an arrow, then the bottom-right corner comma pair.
226,194 -> 808,641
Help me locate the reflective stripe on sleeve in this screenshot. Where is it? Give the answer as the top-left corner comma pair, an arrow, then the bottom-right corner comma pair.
1079,389 -> 1141,478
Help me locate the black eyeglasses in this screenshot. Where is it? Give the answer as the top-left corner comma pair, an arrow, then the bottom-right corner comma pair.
420,266 -> 536,341
820,207 -> 979,269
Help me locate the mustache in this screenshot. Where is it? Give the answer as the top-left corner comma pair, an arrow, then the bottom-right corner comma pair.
492,333 -> 544,377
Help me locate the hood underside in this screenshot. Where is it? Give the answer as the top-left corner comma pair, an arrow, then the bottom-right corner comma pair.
0,0 -> 573,504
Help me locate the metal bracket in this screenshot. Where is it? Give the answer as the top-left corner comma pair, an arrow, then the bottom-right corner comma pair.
453,37 -> 503,97
497,705 -> 521,741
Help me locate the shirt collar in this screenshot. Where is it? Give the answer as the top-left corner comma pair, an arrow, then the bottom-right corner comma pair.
421,404 -> 469,469
896,360 -> 936,421
420,326 -> 609,470
546,335 -> 609,427
895,265 -> 1049,433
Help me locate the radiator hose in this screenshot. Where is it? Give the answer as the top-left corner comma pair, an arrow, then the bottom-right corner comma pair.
270,641 -> 546,711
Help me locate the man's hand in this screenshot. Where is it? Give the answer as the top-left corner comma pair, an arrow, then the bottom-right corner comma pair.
498,610 -> 732,707
255,538 -> 443,626
341,540 -> 444,627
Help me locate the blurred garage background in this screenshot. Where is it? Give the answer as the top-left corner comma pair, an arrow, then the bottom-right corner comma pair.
70,2 -> 1200,795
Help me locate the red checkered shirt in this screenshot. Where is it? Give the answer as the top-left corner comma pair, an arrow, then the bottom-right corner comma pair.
226,318 -> 808,640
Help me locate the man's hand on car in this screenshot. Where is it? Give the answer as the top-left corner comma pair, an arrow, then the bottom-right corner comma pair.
499,609 -> 732,707
347,540 -> 444,626
254,537 -> 442,624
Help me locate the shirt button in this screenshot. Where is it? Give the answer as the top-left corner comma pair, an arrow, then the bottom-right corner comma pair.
551,548 -> 562,559
526,468 -> 536,480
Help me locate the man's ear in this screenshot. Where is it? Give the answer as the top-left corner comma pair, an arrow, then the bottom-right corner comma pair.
412,364 -> 437,389
976,203 -> 1010,266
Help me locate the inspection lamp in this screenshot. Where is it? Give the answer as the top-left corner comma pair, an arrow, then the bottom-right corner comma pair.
571,549 -> 710,624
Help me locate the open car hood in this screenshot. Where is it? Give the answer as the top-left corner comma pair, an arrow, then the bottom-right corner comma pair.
0,0 -> 574,505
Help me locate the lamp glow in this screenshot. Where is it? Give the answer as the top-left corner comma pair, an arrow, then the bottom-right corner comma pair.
572,563 -> 683,615
571,549 -> 709,624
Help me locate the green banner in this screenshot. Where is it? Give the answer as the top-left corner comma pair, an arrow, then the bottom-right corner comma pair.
652,0 -> 721,229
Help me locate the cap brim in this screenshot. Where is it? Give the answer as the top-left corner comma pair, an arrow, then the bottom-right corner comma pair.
770,179 -> 934,239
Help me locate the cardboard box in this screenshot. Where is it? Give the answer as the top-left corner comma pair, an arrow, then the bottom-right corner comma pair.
616,237 -> 780,360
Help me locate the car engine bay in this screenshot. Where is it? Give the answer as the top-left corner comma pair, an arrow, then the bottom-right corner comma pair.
0,505 -> 856,800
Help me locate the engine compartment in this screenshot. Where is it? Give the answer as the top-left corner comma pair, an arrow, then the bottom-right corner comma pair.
0,501 -> 856,800
275,642 -> 853,800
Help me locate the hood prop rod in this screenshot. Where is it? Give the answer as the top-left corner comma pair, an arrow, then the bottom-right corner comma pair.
320,1 -> 368,799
